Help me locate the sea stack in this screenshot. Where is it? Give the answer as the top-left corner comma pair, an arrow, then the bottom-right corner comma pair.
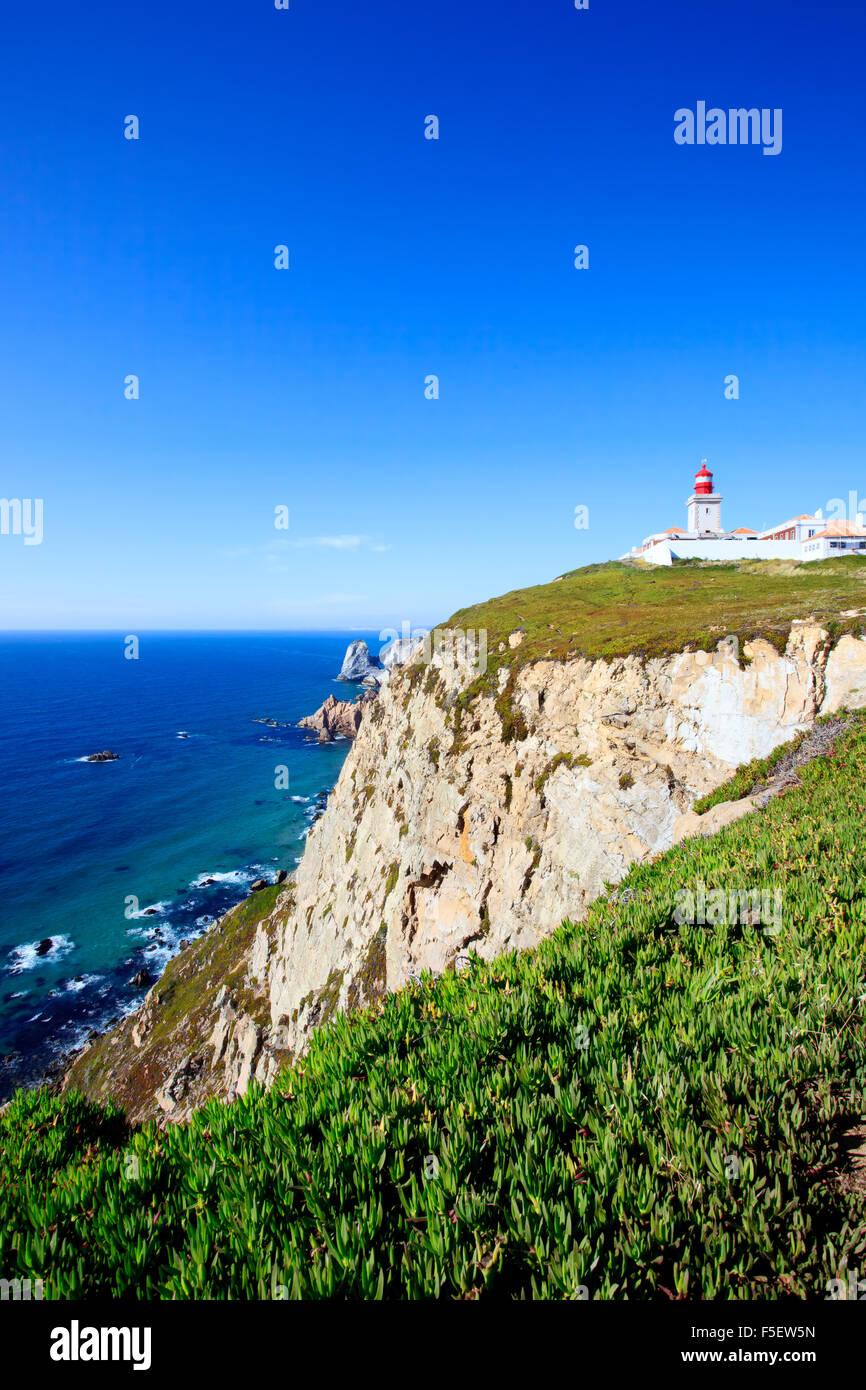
336,640 -> 383,684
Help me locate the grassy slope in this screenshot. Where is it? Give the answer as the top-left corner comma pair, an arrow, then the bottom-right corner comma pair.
444,556 -> 866,668
2,715 -> 865,1299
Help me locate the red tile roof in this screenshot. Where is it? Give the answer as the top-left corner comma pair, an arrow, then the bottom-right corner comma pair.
811,520 -> 866,539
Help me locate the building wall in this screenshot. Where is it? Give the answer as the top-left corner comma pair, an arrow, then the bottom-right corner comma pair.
802,538 -> 866,562
638,539 -> 803,566
686,496 -> 722,533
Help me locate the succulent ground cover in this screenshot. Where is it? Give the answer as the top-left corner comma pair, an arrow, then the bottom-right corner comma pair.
2,714 -> 865,1299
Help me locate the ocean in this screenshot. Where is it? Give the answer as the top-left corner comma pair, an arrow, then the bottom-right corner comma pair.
0,630 -> 376,1100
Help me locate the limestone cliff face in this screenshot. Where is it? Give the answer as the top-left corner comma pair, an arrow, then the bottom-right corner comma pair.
260,622 -> 866,1067
64,621 -> 866,1121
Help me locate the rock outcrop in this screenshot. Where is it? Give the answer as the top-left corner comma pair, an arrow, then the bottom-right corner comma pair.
336,636 -> 426,687
382,636 -> 426,669
298,692 -> 374,742
337,639 -> 383,684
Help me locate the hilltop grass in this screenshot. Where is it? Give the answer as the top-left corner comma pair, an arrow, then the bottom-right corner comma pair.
444,556 -> 866,671
2,714 -> 865,1298
433,555 -> 866,746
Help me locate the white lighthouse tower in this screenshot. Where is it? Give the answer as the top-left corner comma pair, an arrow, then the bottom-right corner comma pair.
686,459 -> 723,535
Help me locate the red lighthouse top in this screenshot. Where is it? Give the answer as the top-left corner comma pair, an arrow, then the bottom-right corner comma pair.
694,460 -> 714,495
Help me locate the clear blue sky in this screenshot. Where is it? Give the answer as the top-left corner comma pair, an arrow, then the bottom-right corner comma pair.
1,0 -> 864,630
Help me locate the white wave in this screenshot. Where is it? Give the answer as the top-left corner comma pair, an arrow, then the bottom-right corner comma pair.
189,869 -> 249,888
189,864 -> 267,889
7,935 -> 74,974
63,974 -> 102,994
126,900 -> 171,920
125,923 -> 171,942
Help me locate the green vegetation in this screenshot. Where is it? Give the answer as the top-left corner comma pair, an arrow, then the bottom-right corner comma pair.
3,716 -> 866,1298
693,740 -> 808,815
534,751 -> 592,799
692,712 -> 848,814
346,925 -> 388,1014
429,557 -> 866,745
445,556 -> 866,669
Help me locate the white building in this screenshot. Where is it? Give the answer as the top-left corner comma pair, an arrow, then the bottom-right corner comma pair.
800,520 -> 866,561
623,462 -> 866,565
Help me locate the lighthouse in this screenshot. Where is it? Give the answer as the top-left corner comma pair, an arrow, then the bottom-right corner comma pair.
686,459 -> 723,535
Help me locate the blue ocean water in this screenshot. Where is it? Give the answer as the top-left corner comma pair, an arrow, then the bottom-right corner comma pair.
0,631 -> 375,1099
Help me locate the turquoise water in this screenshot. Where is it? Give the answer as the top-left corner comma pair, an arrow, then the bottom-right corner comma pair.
0,631 -> 373,1097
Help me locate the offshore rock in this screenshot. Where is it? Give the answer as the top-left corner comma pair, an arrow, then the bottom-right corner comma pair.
298,692 -> 374,742
337,639 -> 382,683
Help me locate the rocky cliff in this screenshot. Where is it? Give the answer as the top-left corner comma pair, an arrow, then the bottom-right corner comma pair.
65,608 -> 866,1123
264,622 -> 866,1059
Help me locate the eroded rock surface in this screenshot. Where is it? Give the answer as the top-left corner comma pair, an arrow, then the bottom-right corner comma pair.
266,621 -> 865,1061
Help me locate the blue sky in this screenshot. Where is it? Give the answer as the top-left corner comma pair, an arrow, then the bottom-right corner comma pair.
1,0 -> 864,629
